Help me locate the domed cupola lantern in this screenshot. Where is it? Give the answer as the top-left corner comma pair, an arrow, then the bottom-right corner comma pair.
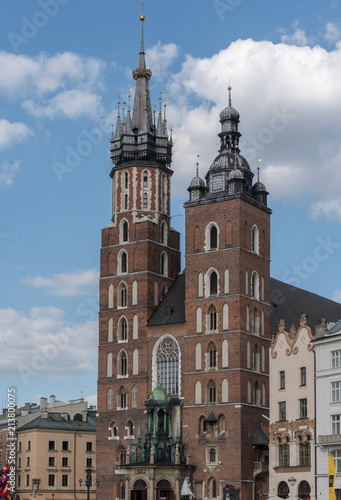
188,155 -> 207,201
205,84 -> 254,195
252,164 -> 269,206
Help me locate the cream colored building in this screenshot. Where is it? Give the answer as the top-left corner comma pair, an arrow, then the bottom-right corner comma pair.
313,318 -> 341,499
16,398 -> 96,500
269,314 -> 315,500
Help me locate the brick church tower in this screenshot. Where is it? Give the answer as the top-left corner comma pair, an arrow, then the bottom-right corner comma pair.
97,15 -> 271,500
182,86 -> 271,500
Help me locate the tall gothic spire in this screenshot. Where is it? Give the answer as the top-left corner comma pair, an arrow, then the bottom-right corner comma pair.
132,15 -> 153,132
110,15 -> 172,169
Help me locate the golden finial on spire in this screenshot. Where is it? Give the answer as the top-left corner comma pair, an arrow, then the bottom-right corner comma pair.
196,154 -> 200,177
228,76 -> 232,107
258,159 -> 263,182
157,371 -> 161,384
140,2 -> 145,21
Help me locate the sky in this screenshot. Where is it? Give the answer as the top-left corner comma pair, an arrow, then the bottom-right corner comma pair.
1,0 -> 341,409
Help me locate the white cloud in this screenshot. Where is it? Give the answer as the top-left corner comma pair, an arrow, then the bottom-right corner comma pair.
163,38 -> 341,221
280,21 -> 310,46
0,307 -> 97,380
0,51 -> 105,97
0,160 -> 20,186
22,269 -> 99,296
84,394 -> 97,408
0,119 -> 33,149
146,42 -> 179,78
325,22 -> 341,44
0,51 -> 105,120
332,290 -> 341,303
23,90 -> 103,120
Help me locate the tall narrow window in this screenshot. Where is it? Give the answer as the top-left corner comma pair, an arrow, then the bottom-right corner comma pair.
280,371 -> 285,389
143,171 -> 148,187
251,225 -> 259,254
222,339 -> 228,368
124,194 -> 128,210
108,284 -> 114,309
209,343 -> 217,368
132,385 -> 137,408
124,172 -> 129,189
107,388 -> 113,410
279,438 -> 290,466
156,337 -> 179,395
279,401 -> 286,421
121,252 -> 127,273
299,398 -> 307,418
118,282 -> 127,308
209,381 -> 216,403
210,271 -> 218,295
251,271 -> 259,300
222,379 -> 228,403
161,221 -> 167,245
108,318 -> 113,342
210,225 -> 218,250
107,352 -> 113,377
118,317 -> 128,341
143,192 -> 148,209
301,367 -> 307,386
195,380 -> 202,404
224,269 -> 229,294
119,351 -> 127,376
122,220 -> 128,242
161,252 -> 168,277
209,306 -> 217,331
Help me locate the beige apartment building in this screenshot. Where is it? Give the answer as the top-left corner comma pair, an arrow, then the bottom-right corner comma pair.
269,314 -> 315,500
16,397 -> 96,500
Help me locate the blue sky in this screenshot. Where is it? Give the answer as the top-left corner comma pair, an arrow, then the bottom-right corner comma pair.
1,0 -> 341,409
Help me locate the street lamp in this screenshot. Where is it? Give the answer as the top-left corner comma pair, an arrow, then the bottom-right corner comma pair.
85,467 -> 93,500
79,468 -> 93,500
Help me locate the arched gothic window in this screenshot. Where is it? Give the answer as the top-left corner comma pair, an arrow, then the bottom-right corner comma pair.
143,170 -> 148,187
210,225 -> 217,250
107,387 -> 113,410
210,271 -> 218,295
156,337 -> 179,395
119,447 -> 126,465
161,251 -> 168,277
124,172 -> 129,189
118,317 -> 128,341
209,343 -> 217,368
251,271 -> 259,300
118,351 -> 127,376
161,221 -> 167,245
118,282 -> 127,308
209,306 -> 217,331
121,251 -> 127,273
251,225 -> 259,254
209,381 -> 216,403
120,388 -> 126,409
132,385 -> 137,408
122,220 -> 128,242
143,192 -> 148,209
209,478 -> 217,498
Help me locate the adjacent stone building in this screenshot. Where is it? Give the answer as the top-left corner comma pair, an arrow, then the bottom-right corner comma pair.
314,318 -> 341,500
269,314 -> 315,499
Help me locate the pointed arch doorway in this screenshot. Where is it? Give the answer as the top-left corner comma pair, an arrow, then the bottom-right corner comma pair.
156,479 -> 173,500
131,479 -> 147,500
